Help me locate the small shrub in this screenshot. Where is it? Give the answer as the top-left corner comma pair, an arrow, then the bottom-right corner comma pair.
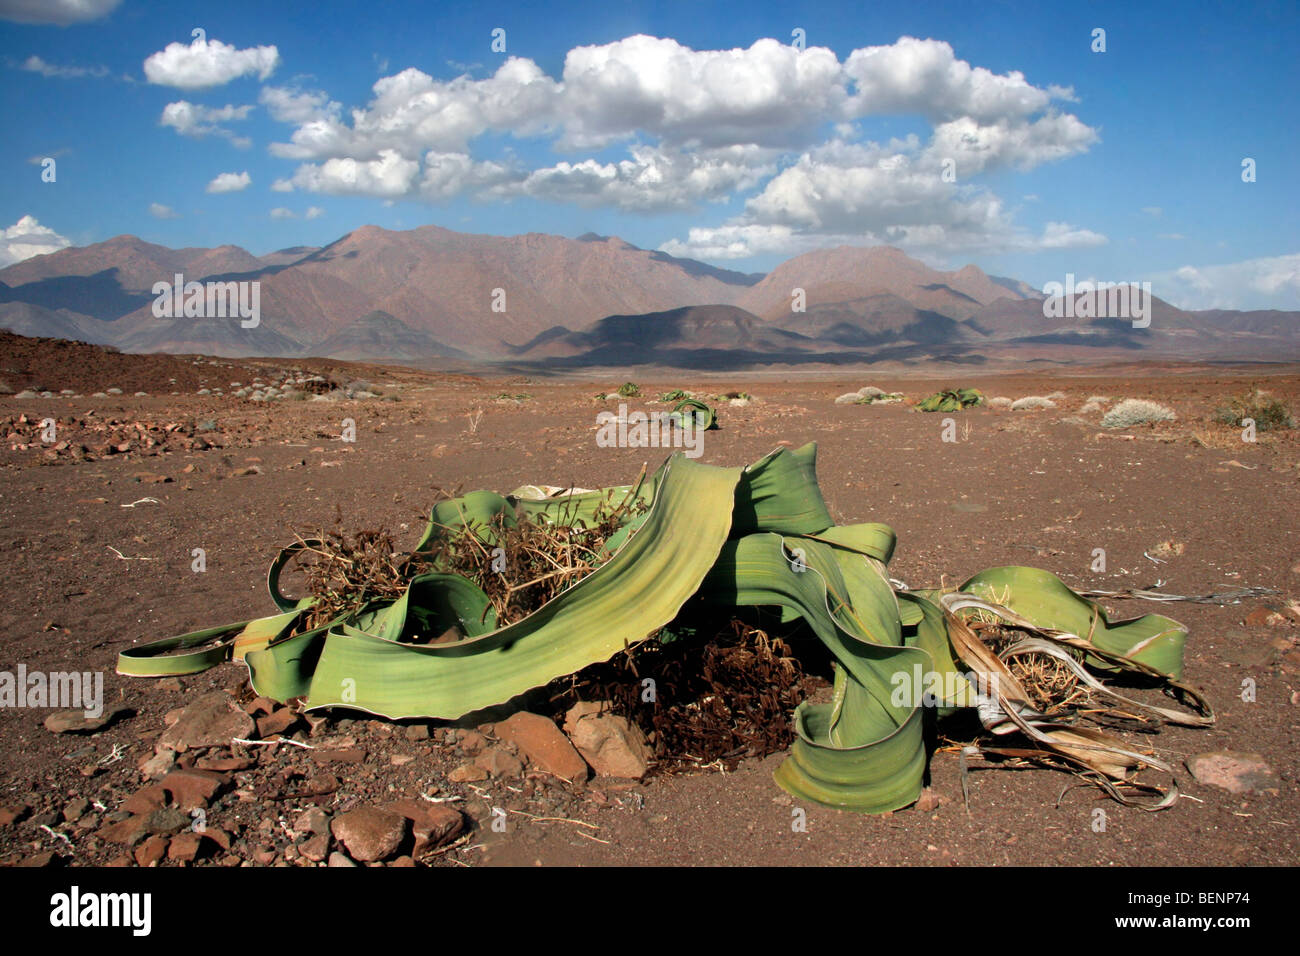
1213,389 -> 1295,432
1101,398 -> 1176,428
1011,396 -> 1056,410
989,396 -> 1012,408
617,382 -> 640,398
1079,400 -> 1104,414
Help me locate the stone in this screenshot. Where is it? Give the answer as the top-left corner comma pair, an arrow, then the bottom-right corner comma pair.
386,799 -> 463,853
242,696 -> 278,716
168,831 -> 207,862
330,806 -> 408,862
301,773 -> 340,796
496,711 -> 588,782
327,851 -> 356,867
475,746 -> 524,779
120,785 -> 168,816
448,762 -> 489,783
293,807 -> 330,836
134,835 -> 168,867
1244,607 -> 1289,627
405,724 -> 431,741
563,702 -> 651,779
1186,751 -> 1279,794
195,755 -> 254,772
160,768 -> 230,810
43,707 -> 127,734
145,807 -> 191,836
0,805 -> 31,826
139,749 -> 177,780
157,692 -> 256,752
256,709 -> 300,737
458,730 -> 488,753
915,789 -> 942,812
310,748 -> 366,764
98,814 -> 151,847
248,846 -> 274,865
62,798 -> 90,823
300,831 -> 330,862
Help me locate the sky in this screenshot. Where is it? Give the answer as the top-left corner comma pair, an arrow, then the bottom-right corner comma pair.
1,0 -> 1297,312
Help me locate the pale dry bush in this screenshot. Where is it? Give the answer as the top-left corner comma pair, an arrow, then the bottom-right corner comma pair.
1011,396 -> 1057,410
1102,398 -> 1176,428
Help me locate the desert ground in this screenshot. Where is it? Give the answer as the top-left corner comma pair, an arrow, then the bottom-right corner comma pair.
0,337 -> 1297,867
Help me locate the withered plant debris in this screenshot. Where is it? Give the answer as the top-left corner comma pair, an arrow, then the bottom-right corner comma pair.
292,527 -> 413,633
549,619 -> 824,773
287,493 -> 650,635
975,621 -> 1089,715
419,493 -> 649,628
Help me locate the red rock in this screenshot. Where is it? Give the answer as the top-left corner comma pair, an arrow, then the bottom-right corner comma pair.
138,750 -> 176,780
242,696 -> 278,716
563,702 -> 651,779
293,807 -> 330,836
301,773 -> 339,795
121,785 -> 168,816
448,762 -> 488,783
310,748 -> 366,764
496,711 -> 588,782
256,709 -> 300,737
0,805 -> 31,826
167,831 -> 208,863
1186,751 -> 1279,794
160,768 -> 230,809
157,691 -> 256,752
43,707 -> 126,734
330,807 -> 408,863
98,814 -> 151,847
475,746 -> 524,779
195,755 -> 253,772
299,832 -> 330,862
134,835 -> 168,866
1244,607 -> 1288,627
915,788 -> 943,812
385,799 -> 463,853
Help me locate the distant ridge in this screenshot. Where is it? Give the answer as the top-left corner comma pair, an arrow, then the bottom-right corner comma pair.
0,225 -> 1294,365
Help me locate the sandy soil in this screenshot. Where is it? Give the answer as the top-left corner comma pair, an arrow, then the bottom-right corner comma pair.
0,345 -> 1297,866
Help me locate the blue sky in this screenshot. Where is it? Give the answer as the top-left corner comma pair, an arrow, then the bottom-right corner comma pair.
1,0 -> 1297,310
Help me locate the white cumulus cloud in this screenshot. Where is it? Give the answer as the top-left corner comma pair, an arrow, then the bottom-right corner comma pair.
1153,254 -> 1300,311
259,33 -> 1100,257
206,171 -> 251,193
0,215 -> 72,268
144,36 -> 279,89
160,100 -> 253,147
18,55 -> 108,78
148,202 -> 180,219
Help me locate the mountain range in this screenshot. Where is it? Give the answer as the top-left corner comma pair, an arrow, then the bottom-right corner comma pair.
1,224 -> 1295,367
